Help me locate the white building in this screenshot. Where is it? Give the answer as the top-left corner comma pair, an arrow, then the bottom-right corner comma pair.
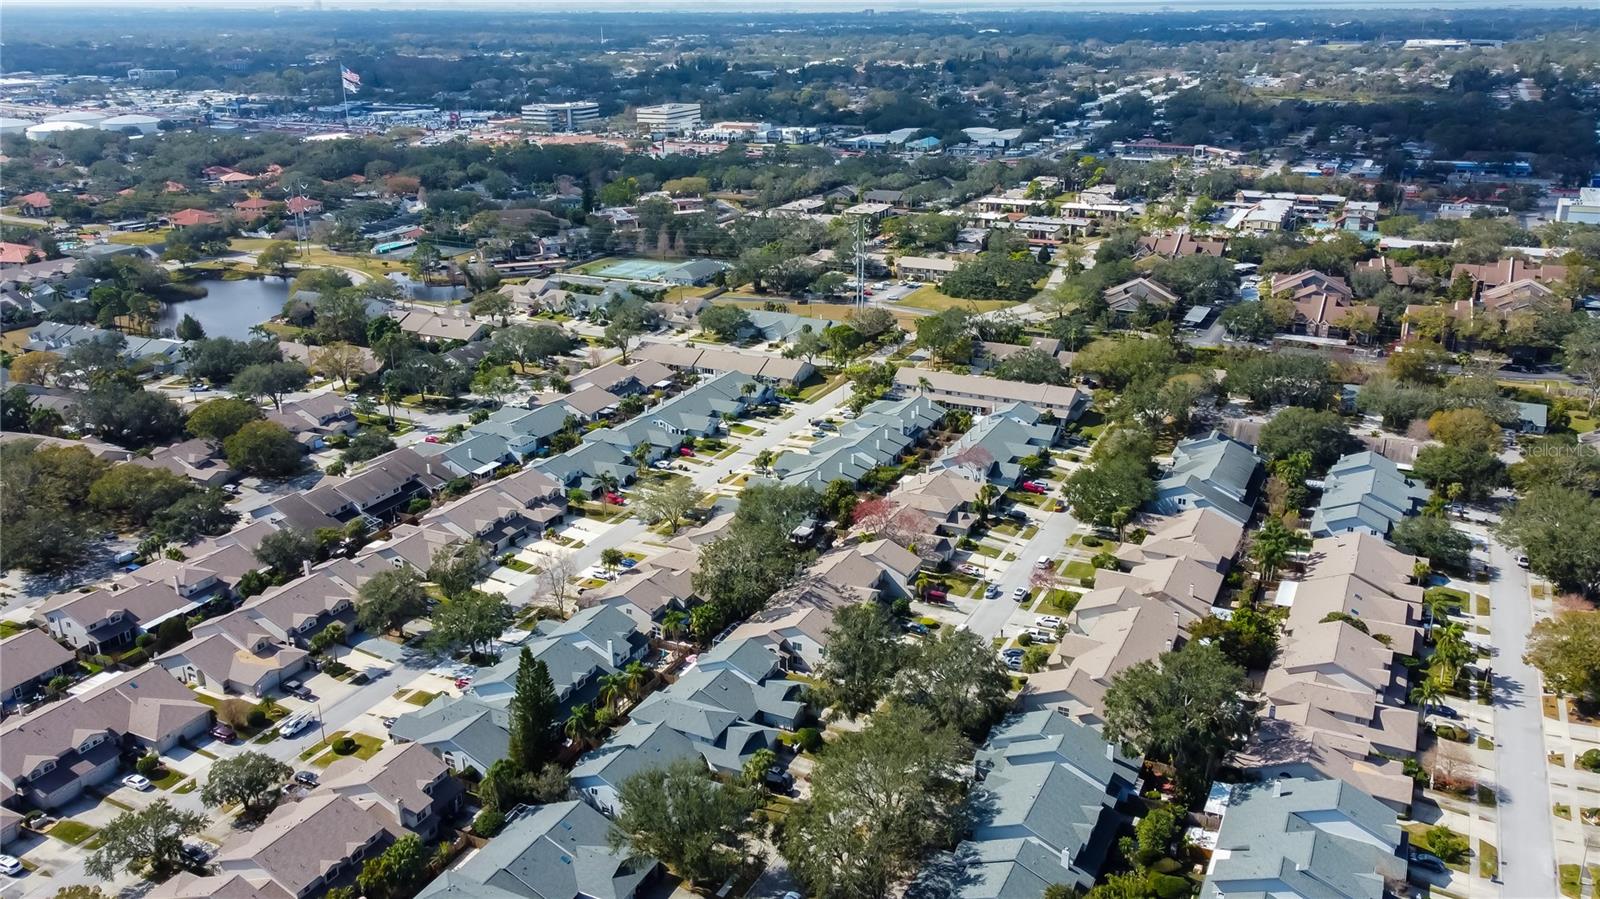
1557,188 -> 1600,226
98,114 -> 163,135
520,101 -> 601,132
636,102 -> 702,133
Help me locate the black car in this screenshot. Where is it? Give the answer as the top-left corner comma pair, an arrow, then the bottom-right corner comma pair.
1408,849 -> 1448,874
763,767 -> 795,793
294,770 -> 319,786
282,680 -> 315,701
1427,705 -> 1461,720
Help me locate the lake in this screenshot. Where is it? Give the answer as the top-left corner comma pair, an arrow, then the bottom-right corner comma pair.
387,273 -> 469,302
157,276 -> 291,340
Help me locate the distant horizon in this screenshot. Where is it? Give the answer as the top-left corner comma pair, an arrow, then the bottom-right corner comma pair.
1,0 -> 1591,10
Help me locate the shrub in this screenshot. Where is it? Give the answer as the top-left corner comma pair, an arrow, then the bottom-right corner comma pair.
407,497 -> 432,515
121,648 -> 148,668
247,708 -> 268,729
1427,826 -> 1470,864
1016,632 -> 1033,647
794,727 -> 824,753
473,807 -> 505,836
135,633 -> 155,649
1081,535 -> 1102,548
136,752 -> 161,777
332,736 -> 358,755
1580,750 -> 1600,772
1433,724 -> 1469,743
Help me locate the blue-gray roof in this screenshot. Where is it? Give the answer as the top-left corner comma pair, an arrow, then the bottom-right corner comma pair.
1309,451 -> 1429,538
389,695 -> 510,773
773,394 -> 944,490
915,710 -> 1141,898
1152,431 -> 1263,524
416,800 -> 656,899
932,403 -> 1057,485
1201,777 -> 1405,899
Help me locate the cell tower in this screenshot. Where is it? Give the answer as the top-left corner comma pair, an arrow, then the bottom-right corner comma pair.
852,212 -> 867,309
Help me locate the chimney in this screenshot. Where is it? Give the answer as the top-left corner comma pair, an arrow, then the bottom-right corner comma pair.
302,559 -> 313,577
426,462 -> 434,477
606,639 -> 614,661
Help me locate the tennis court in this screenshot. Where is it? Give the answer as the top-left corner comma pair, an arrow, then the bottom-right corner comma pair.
596,259 -> 682,280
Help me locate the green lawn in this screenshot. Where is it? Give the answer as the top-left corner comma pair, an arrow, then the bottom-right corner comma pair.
1475,594 -> 1490,616
1061,561 -> 1096,581
897,285 -> 1019,314
303,731 -> 387,767
48,820 -> 98,845
0,620 -> 24,638
1038,589 -> 1083,616
1403,824 -> 1470,873
405,689 -> 441,706
151,766 -> 185,790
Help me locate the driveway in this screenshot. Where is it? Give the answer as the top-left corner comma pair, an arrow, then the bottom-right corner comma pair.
961,492 -> 1080,641
1487,535 -> 1557,898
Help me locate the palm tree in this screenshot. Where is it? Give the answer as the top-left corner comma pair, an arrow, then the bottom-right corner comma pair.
975,483 -> 999,521
661,610 -> 688,640
596,472 -> 620,496
753,449 -> 775,472
598,672 -> 629,711
1410,676 -> 1447,715
564,704 -> 599,750
621,660 -> 649,699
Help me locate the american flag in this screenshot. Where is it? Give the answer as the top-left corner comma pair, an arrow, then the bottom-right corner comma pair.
341,66 -> 361,93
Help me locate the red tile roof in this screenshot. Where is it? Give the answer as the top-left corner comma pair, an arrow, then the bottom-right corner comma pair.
0,242 -> 41,265
170,208 -> 222,227
16,192 -> 51,209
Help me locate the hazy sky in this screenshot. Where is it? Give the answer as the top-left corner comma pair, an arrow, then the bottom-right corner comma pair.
3,0 -> 1584,8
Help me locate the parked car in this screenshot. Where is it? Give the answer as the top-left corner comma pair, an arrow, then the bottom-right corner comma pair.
1408,849 -> 1448,874
455,676 -> 474,689
1008,509 -> 1029,521
959,563 -> 982,576
902,622 -> 929,636
604,492 -> 627,506
1516,553 -> 1530,569
1020,481 -> 1048,494
424,435 -> 441,443
1000,647 -> 1025,660
180,842 -> 213,865
1036,616 -> 1063,629
619,557 -> 638,569
294,770 -> 319,787
678,446 -> 696,457
1003,656 -> 1023,671
210,724 -> 237,743
651,460 -> 673,470
985,584 -> 1001,598
764,766 -> 796,793
122,774 -> 152,791
1035,556 -> 1052,568
924,587 -> 949,602
282,680 -> 314,700
0,856 -> 23,877
381,716 -> 398,729
1427,705 -> 1462,721
278,714 -> 315,738
1012,587 -> 1029,600
113,550 -> 137,565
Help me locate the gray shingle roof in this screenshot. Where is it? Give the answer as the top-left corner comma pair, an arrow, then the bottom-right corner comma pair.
417,801 -> 655,899
1201,778 -> 1405,899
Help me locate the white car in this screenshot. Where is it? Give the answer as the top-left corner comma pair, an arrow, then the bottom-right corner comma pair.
122,774 -> 152,791
0,855 -> 21,876
1011,586 -> 1029,600
959,563 -> 982,576
1036,616 -> 1063,629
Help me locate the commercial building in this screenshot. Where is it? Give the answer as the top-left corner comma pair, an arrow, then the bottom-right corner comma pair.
636,102 -> 702,132
892,368 -> 1090,419
520,101 -> 601,132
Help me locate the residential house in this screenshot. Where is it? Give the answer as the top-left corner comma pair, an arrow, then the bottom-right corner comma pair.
16,192 -> 52,217
930,402 -> 1059,487
1513,401 -> 1549,434
134,438 -> 237,488
915,710 -> 1141,898
1201,778 -> 1406,899
388,696 -> 510,775
585,565 -> 698,636
1136,233 -> 1227,260
1148,432 -> 1263,525
390,309 -> 489,343
163,793 -> 394,899
319,742 -> 465,841
0,666 -> 211,809
1245,533 -> 1426,810
1019,586 -> 1181,722
634,342 -> 816,387
168,208 -> 222,229
268,394 -> 357,449
1102,277 -> 1179,316
1452,258 -> 1568,290
0,629 -> 74,705
1310,451 -> 1430,538
893,368 -> 1090,419
37,579 -> 202,654
415,801 -> 657,899
1113,508 -> 1243,571
896,256 -> 961,284
773,394 -> 944,490
261,447 -> 446,530
887,468 -> 986,538
570,359 -> 676,396
1269,271 -> 1379,341
421,467 -> 567,549
573,636 -> 805,813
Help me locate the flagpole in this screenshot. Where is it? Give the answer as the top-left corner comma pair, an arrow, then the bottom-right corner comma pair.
339,61 -> 350,130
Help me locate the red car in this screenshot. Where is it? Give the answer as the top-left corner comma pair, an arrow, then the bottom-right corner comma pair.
678,447 -> 696,457
1021,481 -> 1048,494
605,492 -> 627,506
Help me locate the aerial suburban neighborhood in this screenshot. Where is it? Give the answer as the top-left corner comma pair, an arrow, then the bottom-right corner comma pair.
0,4 -> 1598,899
